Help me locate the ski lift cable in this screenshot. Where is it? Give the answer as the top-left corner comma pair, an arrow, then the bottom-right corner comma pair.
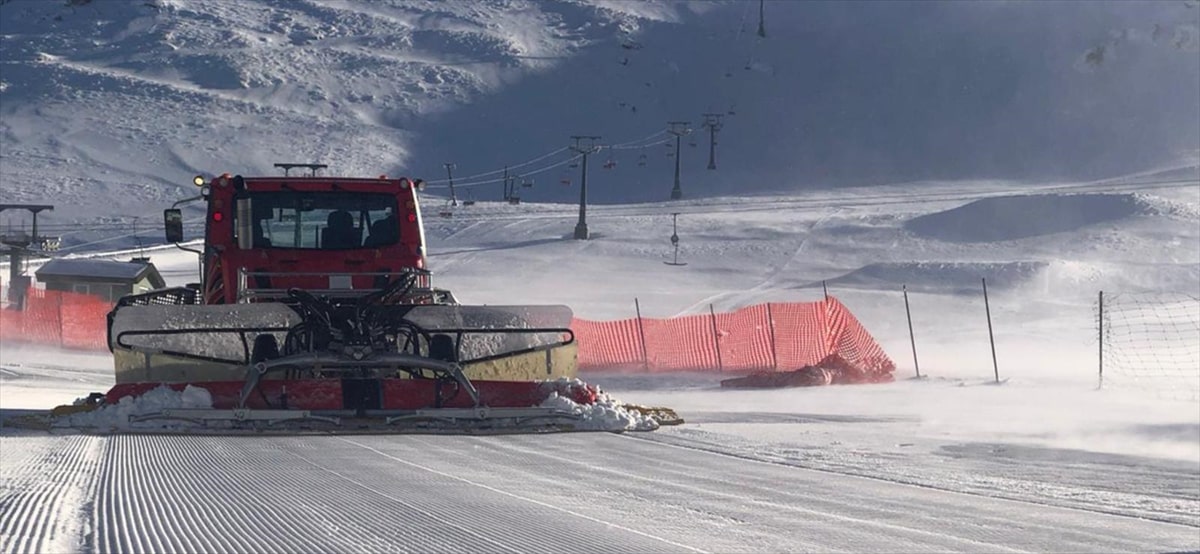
423,146 -> 571,184
53,216 -> 207,253
608,129 -> 671,150
428,127 -> 669,189
734,0 -> 752,43
424,127 -> 666,188
423,154 -> 583,190
713,1 -> 763,116
608,129 -> 669,150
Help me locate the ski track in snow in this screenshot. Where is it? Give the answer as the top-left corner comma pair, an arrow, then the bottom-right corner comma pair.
2,431 -> 1196,553
675,206 -> 842,315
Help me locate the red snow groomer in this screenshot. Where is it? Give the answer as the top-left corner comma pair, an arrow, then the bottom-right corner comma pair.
61,164 -> 669,433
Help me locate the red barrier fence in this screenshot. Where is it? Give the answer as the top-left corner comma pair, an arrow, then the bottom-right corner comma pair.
0,289 -> 894,380
572,298 -> 895,380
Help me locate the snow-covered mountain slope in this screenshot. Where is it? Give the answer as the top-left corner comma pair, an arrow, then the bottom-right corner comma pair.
2,0 -> 1197,247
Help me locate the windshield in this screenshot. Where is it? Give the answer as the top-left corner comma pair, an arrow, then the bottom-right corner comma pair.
234,191 -> 400,249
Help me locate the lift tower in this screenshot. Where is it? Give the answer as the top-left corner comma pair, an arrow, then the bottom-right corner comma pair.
667,121 -> 693,200
0,204 -> 57,309
569,135 -> 602,240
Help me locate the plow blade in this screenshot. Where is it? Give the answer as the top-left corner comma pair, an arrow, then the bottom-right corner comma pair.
25,378 -> 671,434
121,407 -> 593,434
73,293 -> 670,435
108,303 -> 579,384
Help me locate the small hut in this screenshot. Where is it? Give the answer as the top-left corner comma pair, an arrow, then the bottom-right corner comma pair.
35,258 -> 165,302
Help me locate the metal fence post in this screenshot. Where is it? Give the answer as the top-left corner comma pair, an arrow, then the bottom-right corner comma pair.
635,297 -> 649,372
57,290 -> 65,349
709,304 -> 723,372
765,302 -> 779,371
1098,290 -> 1104,390
983,278 -> 999,383
903,285 -> 921,378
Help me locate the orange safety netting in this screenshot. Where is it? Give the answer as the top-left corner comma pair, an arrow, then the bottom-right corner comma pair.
0,288 -> 110,350
0,288 -> 895,382
571,298 -> 895,381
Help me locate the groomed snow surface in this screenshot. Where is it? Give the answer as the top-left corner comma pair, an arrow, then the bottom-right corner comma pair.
3,179 -> 1199,553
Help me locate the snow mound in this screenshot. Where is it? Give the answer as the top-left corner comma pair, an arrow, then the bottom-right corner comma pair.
813,261 -> 1047,294
50,378 -> 656,433
539,377 -> 659,432
904,193 -> 1159,243
55,385 -> 213,431
1132,193 -> 1200,220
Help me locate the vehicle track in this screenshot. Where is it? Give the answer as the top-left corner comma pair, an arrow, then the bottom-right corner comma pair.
352,433 -> 1195,553
3,431 -> 1196,553
84,435 -> 701,553
632,423 -> 1200,527
0,435 -> 102,554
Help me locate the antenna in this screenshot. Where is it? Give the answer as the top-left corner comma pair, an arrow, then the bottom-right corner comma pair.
132,216 -> 148,261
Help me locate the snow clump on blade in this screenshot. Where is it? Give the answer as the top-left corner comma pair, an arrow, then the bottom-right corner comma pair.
539,378 -> 659,432
55,385 -> 213,431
